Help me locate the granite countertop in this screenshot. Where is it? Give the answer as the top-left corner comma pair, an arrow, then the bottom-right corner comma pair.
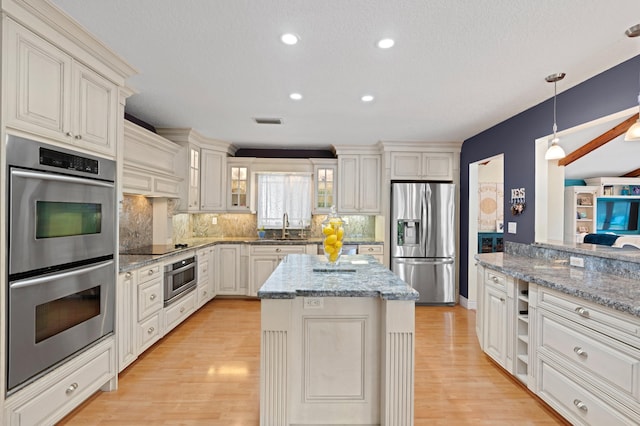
534,240 -> 640,264
119,238 -> 383,273
257,254 -> 419,301
476,252 -> 640,317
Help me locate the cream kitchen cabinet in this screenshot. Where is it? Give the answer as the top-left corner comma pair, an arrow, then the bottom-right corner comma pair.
536,287 -> 640,424
117,270 -> 137,373
312,159 -> 338,214
136,264 -> 163,354
197,246 -> 215,308
483,269 -> 510,368
5,19 -> 119,157
3,337 -> 116,426
163,290 -> 197,334
337,154 -> 381,214
357,244 -> 384,264
248,245 -> 308,296
122,120 -> 182,197
216,244 -> 243,295
227,158 -> 252,212
157,129 -> 233,212
389,152 -> 453,181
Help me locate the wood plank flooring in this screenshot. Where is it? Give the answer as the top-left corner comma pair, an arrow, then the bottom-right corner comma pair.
59,299 -> 568,425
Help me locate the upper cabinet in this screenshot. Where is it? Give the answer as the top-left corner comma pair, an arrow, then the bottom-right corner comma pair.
311,159 -> 338,214
390,152 -> 453,181
122,121 -> 182,197
227,158 -> 253,212
335,147 -> 381,214
157,128 -> 235,212
4,18 -> 130,158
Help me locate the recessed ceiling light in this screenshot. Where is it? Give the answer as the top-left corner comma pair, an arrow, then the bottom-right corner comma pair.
281,33 -> 299,45
289,93 -> 303,100
361,95 -> 374,102
377,38 -> 395,49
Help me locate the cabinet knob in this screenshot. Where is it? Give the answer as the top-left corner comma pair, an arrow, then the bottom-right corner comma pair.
573,399 -> 588,412
276,248 -> 282,253
573,346 -> 588,358
150,294 -> 156,301
499,297 -> 505,302
368,247 -> 374,251
492,276 -> 499,283
74,134 -> 82,140
65,131 -> 74,137
65,382 -> 79,395
574,307 -> 590,318
125,272 -> 132,278
180,307 -> 185,313
147,327 -> 155,334
148,270 -> 154,276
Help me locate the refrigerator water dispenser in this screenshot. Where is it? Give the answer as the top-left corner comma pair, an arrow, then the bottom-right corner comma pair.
397,220 -> 420,246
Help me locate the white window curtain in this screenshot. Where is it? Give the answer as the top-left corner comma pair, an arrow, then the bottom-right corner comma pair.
257,173 -> 312,229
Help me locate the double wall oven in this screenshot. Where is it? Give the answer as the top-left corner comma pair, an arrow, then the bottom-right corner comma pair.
6,135 -> 116,393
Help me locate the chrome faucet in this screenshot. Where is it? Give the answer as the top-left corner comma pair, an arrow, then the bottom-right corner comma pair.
282,212 -> 289,238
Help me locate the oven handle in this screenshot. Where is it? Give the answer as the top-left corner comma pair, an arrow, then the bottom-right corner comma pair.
166,262 -> 196,276
11,169 -> 114,188
10,260 -> 114,289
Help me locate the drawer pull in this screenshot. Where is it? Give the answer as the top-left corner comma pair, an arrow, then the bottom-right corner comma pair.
150,294 -> 157,301
125,272 -> 132,278
65,382 -> 79,395
65,131 -> 74,137
147,326 -> 155,334
491,276 -> 499,283
500,297 -> 505,302
148,269 -> 154,276
573,346 -> 588,358
276,248 -> 282,253
180,307 -> 185,313
574,307 -> 590,318
368,247 -> 374,252
573,399 -> 588,412
74,134 -> 82,140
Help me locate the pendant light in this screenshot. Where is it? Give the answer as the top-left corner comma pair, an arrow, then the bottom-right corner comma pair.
624,24 -> 640,141
545,72 -> 566,160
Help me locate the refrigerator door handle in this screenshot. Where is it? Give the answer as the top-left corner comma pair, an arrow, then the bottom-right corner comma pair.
394,258 -> 455,265
420,185 -> 428,253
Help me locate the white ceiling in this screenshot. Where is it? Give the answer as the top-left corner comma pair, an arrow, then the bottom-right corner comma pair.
51,0 -> 640,151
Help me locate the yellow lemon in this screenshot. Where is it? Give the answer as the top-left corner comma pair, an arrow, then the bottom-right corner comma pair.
324,245 -> 335,254
329,252 -> 339,262
334,240 -> 343,250
324,234 -> 337,245
336,227 -> 344,240
329,218 -> 343,226
322,226 -> 335,236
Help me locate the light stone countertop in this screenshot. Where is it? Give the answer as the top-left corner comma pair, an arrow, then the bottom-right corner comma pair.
475,252 -> 640,317
257,254 -> 419,301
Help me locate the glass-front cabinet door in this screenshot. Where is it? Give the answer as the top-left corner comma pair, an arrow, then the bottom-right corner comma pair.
312,159 -> 337,214
228,162 -> 250,211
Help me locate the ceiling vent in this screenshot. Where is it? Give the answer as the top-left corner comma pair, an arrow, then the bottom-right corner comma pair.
254,117 -> 282,125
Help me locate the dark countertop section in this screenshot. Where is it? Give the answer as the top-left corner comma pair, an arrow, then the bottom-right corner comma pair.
257,254 -> 418,301
476,252 -> 640,317
119,237 -> 383,273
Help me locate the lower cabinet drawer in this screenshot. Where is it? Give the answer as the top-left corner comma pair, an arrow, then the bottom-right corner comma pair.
538,359 -> 639,425
138,313 -> 162,353
164,290 -> 197,333
540,311 -> 640,403
7,339 -> 115,426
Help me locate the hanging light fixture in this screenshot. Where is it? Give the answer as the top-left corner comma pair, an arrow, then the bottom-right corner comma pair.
624,24 -> 640,141
544,72 -> 567,160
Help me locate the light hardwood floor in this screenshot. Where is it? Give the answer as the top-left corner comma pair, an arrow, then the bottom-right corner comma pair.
59,299 -> 568,425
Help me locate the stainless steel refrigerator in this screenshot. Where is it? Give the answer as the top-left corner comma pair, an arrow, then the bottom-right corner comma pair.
391,182 -> 456,305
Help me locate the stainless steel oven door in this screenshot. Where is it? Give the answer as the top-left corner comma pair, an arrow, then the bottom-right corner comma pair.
9,167 -> 115,276
7,259 -> 115,392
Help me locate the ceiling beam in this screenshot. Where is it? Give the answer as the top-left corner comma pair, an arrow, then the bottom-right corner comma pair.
622,168 -> 640,177
557,113 -> 639,167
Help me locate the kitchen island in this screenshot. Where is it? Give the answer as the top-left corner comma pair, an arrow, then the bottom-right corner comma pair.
257,254 -> 419,426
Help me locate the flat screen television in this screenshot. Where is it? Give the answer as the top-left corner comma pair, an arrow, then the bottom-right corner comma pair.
596,198 -> 640,234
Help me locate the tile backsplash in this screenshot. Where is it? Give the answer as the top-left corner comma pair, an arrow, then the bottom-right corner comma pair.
119,194 -> 377,250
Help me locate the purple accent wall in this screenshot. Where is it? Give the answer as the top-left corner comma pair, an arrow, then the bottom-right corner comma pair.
459,55 -> 640,298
